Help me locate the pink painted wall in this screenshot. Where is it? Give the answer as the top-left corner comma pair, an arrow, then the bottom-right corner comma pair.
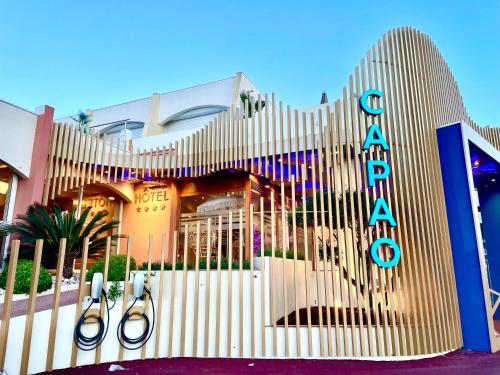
13,105 -> 54,218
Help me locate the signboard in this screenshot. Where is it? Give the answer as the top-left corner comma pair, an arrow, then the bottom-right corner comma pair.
360,89 -> 401,268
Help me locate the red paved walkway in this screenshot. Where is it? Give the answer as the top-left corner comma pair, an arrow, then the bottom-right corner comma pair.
0,289 -> 77,317
49,350 -> 500,375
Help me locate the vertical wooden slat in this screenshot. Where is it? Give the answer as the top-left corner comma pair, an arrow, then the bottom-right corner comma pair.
204,218 -> 212,357
46,239 -> 67,371
20,240 -> 44,375
65,126 -> 77,191
180,225 -> 189,356
227,211 -> 233,357
56,124 -> 69,195
300,170 -> 313,356
316,110 -> 333,356
70,238 -> 89,367
0,240 -> 20,369
249,204 -> 256,357
280,182 -> 289,356
238,208 -> 244,357
49,124 -> 63,199
259,198 -> 266,357
269,190 -> 277,356
117,236 -> 132,361
215,217 -> 223,357
323,107 -> 342,356
167,232 -> 178,358
290,175 -> 301,357
308,112 -> 325,357
153,234 -> 166,358
192,222 -> 201,356
95,237 -> 111,364
140,235 -> 153,359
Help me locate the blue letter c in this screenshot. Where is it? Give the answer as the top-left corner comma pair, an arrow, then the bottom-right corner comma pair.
360,89 -> 384,115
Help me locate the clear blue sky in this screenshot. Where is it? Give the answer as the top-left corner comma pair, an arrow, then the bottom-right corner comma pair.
1,0 -> 498,125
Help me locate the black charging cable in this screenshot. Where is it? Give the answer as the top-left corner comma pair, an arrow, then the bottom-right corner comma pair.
116,286 -> 155,350
73,290 -> 110,351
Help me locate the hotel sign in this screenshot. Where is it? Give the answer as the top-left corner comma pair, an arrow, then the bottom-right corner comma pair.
134,185 -> 169,214
360,89 -> 401,268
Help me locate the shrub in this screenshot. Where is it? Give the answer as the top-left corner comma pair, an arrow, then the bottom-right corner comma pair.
86,254 -> 137,282
137,258 -> 252,271
107,280 -> 122,301
139,261 -> 175,271
263,247 -> 305,260
0,259 -> 52,294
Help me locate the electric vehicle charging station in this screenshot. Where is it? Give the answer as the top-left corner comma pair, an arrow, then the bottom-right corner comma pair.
73,272 -> 111,351
116,271 -> 156,350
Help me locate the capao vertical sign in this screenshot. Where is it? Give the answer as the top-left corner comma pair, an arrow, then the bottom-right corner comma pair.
359,89 -> 400,268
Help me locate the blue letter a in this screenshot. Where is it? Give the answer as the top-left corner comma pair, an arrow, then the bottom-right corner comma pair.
363,124 -> 389,151
369,197 -> 396,227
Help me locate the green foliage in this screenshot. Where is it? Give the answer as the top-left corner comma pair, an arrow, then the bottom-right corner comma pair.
0,259 -> 52,294
107,281 -> 122,301
138,257 -> 252,271
0,221 -> 11,237
86,254 -> 137,282
71,110 -> 92,132
263,247 -> 305,260
240,91 -> 266,118
10,204 -> 120,267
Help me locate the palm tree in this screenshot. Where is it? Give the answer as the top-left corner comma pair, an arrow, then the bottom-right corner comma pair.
10,204 -> 119,278
71,110 -> 92,132
0,221 -> 10,237
240,91 -> 266,118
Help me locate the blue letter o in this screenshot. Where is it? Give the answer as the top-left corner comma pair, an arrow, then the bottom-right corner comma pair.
370,237 -> 401,268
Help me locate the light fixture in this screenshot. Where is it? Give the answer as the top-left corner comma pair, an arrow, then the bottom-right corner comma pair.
264,184 -> 270,189
108,196 -> 115,201
492,178 -> 496,182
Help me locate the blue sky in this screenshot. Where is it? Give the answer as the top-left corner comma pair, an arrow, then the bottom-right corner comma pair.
0,1 -> 498,125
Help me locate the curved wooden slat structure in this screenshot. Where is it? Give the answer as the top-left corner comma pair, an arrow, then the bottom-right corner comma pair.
41,27 -> 499,358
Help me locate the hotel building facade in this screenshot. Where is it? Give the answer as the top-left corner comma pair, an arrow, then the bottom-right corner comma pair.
0,27 -> 499,373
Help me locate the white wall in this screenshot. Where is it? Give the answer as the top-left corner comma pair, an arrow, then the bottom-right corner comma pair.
0,100 -> 38,178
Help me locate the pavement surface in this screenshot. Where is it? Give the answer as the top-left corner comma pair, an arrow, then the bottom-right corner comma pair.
0,289 -> 78,317
48,350 -> 500,375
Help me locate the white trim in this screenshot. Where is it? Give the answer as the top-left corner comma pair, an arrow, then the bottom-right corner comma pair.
1,173 -> 18,268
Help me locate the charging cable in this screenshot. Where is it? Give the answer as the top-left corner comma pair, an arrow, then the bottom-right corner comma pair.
116,285 -> 155,350
73,289 -> 110,351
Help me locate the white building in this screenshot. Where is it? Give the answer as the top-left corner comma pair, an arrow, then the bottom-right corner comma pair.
57,72 -> 262,149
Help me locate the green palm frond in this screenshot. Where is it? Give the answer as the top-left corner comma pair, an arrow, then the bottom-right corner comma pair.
10,203 -> 120,264
240,91 -> 266,118
0,221 -> 11,237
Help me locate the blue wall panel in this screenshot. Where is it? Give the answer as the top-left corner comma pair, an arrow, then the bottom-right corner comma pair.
437,123 -> 491,352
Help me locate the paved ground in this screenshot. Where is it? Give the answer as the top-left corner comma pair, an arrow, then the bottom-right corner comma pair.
0,289 -> 77,317
49,350 -> 500,375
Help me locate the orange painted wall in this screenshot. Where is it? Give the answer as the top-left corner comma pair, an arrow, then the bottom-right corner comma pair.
120,181 -> 179,265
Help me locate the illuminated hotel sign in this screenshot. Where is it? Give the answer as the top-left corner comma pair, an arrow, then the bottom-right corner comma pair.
360,89 -> 401,268
134,185 -> 169,214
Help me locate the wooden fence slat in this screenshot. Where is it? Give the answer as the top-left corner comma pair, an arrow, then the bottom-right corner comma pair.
0,240 -> 20,369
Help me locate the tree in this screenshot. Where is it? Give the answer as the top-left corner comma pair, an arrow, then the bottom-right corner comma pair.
71,110 -> 92,132
10,204 -> 119,278
0,221 -> 10,237
240,91 -> 266,118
